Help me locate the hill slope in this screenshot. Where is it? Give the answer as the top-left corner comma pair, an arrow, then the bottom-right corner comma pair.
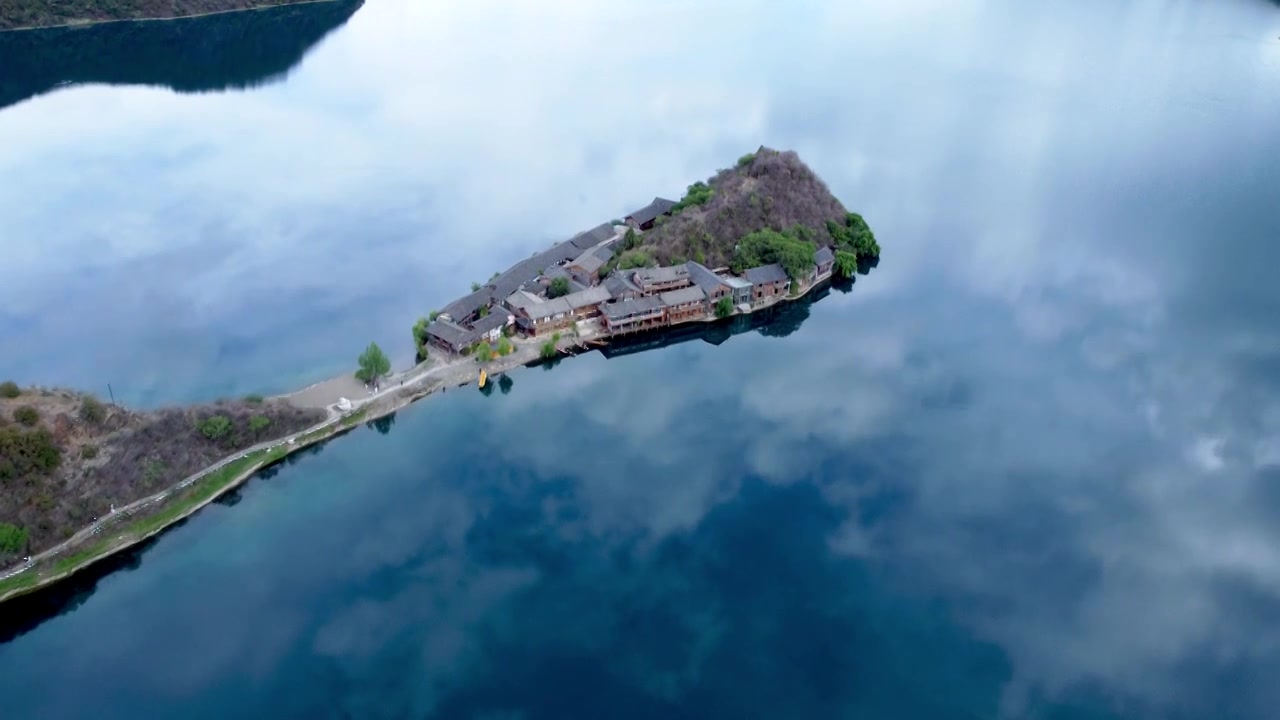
634,147 -> 868,270
0,0 -> 323,30
0,383 -> 324,561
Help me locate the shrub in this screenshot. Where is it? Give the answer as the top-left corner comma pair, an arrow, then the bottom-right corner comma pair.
249,415 -> 271,436
243,394 -> 264,405
731,228 -> 815,280
13,406 -> 39,427
0,523 -> 27,554
80,395 -> 106,423
0,381 -> 19,398
497,336 -> 514,356
429,310 -> 440,321
714,296 -> 734,318
143,460 -> 166,484
199,415 -> 232,441
833,250 -> 858,279
547,277 -> 571,299
475,343 -> 493,362
81,444 -> 98,459
0,427 -> 61,479
471,281 -> 482,292
737,153 -> 755,167
671,181 -> 713,214
540,341 -> 558,359
617,249 -> 653,270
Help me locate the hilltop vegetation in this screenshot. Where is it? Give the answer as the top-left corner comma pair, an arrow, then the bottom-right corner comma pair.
0,0 -> 325,30
0,384 -> 323,561
637,147 -> 878,274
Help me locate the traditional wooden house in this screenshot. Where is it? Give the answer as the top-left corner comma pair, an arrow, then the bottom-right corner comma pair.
563,286 -> 612,319
624,197 -> 677,231
568,223 -> 620,252
504,291 -> 574,336
425,319 -> 477,354
685,261 -> 732,304
604,272 -> 641,301
743,263 -> 790,305
631,265 -> 692,296
601,296 -> 666,335
567,245 -> 613,283
438,287 -> 493,325
469,307 -> 514,343
659,286 -> 708,324
812,246 -> 835,283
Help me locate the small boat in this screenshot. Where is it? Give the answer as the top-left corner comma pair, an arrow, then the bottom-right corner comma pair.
478,369 -> 487,388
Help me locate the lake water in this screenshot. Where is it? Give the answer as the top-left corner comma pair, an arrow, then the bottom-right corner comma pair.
2,0 -> 1280,717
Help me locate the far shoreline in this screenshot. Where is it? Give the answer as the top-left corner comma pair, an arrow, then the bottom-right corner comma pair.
0,0 -> 352,33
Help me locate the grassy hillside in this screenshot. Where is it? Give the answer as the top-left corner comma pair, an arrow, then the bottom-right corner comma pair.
0,382 -> 324,560
622,147 -> 878,275
0,0 -> 322,30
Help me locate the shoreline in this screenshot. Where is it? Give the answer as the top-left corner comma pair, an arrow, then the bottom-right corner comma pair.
0,279 -> 833,606
0,0 -> 349,33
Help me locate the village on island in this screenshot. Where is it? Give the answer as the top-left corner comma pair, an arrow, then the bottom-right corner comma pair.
422,198 -> 838,360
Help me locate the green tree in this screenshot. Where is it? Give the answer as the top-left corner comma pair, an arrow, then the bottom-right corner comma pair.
477,305 -> 490,318
80,396 -> 106,424
199,415 -> 232,441
0,523 -> 27,554
693,248 -> 706,265
540,340 -> 558,359
833,250 -> 858,279
412,316 -> 430,348
622,228 -> 640,251
732,228 -> 815,280
471,281 -> 482,292
475,342 -> 494,362
497,336 -> 514,356
737,152 -> 756,167
0,381 -> 19,398
618,249 -> 653,270
249,415 -> 271,438
81,444 -> 98,459
13,406 -> 39,427
672,181 -> 714,214
714,296 -> 734,318
243,394 -> 264,404
429,309 -> 440,321
547,276 -> 571,298
355,342 -> 391,384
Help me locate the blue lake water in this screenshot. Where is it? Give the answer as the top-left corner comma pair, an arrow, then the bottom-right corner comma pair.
2,0 -> 1280,717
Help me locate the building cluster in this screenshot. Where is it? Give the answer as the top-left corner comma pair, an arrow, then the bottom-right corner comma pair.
424,197 -> 839,355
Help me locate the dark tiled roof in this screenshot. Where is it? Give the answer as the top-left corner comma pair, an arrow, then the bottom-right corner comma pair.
744,263 -> 789,285
602,296 -> 664,321
626,197 -> 677,225
469,308 -> 513,336
525,297 -> 573,320
685,261 -> 729,293
427,319 -> 476,348
568,223 -> 618,251
659,286 -> 706,307
440,288 -> 492,320
814,246 -> 835,265
604,273 -> 641,299
489,241 -> 578,300
564,286 -> 611,310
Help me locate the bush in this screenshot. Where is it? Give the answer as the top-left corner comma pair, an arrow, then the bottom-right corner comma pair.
833,250 -> 858,279
617,249 -> 654,270
0,427 -> 61,480
714,296 -> 734,318
199,415 -> 232,441
475,343 -> 493,362
547,277 -> 571,299
737,153 -> 755,167
13,406 -> 39,427
81,444 -> 98,459
540,341 -> 558,359
731,228 -> 815,280
0,523 -> 27,554
249,415 -> 271,436
497,336 -> 514,356
0,381 -> 19,398
243,394 -> 264,405
80,396 -> 106,424
672,181 -> 713,214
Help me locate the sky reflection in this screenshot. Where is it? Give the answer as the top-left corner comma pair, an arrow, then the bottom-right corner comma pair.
1,0 -> 1279,718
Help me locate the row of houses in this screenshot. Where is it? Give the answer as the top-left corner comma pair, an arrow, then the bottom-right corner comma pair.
424,195 -> 840,355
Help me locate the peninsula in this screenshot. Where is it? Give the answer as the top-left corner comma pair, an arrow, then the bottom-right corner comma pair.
0,0 -> 336,31
0,147 -> 877,604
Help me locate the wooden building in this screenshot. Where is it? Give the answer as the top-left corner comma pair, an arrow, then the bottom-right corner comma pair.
659,286 -> 708,324
686,261 -> 732,304
601,296 -> 666,335
631,265 -> 692,296
624,197 -> 677,231
743,263 -> 790,305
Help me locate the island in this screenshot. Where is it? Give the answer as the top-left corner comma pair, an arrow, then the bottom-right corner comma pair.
0,147 -> 877,604
0,0 -> 340,30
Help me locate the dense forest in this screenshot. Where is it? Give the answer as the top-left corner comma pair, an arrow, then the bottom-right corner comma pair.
0,382 -> 324,561
610,147 -> 879,281
0,0 -> 329,30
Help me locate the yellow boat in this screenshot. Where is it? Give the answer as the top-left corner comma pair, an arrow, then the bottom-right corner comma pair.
478,369 -> 487,388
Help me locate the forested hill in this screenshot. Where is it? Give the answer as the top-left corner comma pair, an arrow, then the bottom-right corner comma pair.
0,0 -> 323,30
620,147 -> 879,274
